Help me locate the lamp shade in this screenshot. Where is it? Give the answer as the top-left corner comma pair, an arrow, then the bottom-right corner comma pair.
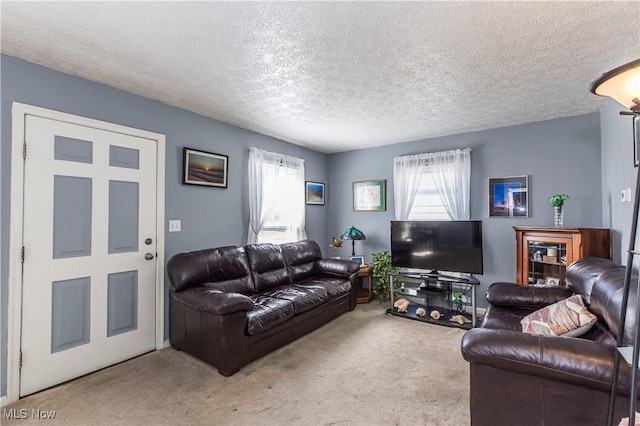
341,226 -> 366,241
341,226 -> 365,257
590,58 -> 640,113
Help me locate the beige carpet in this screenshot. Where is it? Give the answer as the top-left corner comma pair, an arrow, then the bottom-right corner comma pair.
3,302 -> 470,425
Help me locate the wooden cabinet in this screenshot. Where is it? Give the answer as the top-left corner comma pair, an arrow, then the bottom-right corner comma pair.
514,227 -> 611,285
356,267 -> 373,303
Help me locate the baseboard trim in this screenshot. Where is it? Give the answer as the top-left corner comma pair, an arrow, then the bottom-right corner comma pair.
163,339 -> 170,348
1,395 -> 8,407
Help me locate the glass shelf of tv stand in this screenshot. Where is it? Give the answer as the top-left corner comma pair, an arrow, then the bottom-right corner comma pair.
386,272 -> 480,330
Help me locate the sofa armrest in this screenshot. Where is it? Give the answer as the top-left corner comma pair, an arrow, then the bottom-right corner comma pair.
315,258 -> 360,278
172,287 -> 254,315
486,282 -> 573,308
461,328 -> 633,393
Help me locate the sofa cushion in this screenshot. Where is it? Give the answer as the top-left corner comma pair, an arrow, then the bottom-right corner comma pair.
246,295 -> 295,336
486,282 -> 573,308
520,295 -> 597,337
297,277 -> 352,299
589,267 -> 639,346
566,257 -> 624,305
281,239 -> 322,282
246,243 -> 290,292
481,305 -> 537,331
262,285 -> 328,314
167,246 -> 254,294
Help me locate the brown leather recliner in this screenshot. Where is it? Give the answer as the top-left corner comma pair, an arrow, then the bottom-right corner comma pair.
462,257 -> 639,425
167,239 -> 360,376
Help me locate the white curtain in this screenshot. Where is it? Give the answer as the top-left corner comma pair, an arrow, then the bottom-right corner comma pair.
393,148 -> 471,220
393,154 -> 428,220
431,148 -> 471,220
247,148 -> 307,244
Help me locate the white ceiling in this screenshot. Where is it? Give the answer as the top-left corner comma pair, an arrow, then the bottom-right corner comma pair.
1,2 -> 639,154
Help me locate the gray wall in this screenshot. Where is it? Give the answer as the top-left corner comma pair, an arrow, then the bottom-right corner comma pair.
0,54 -> 329,397
600,98 -> 638,263
328,113 -> 603,303
0,52 -> 620,400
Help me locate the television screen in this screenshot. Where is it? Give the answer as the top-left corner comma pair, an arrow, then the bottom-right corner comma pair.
390,220 -> 483,275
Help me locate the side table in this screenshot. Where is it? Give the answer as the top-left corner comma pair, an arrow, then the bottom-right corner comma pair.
356,266 -> 373,303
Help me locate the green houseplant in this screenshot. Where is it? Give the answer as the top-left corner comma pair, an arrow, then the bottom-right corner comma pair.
548,194 -> 570,227
371,251 -> 400,301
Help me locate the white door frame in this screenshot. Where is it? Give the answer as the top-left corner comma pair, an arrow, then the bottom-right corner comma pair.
7,102 -> 166,404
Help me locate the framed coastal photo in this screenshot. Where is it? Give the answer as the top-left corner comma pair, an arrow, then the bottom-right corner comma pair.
489,176 -> 528,217
183,148 -> 228,188
305,181 -> 325,205
353,179 -> 386,212
350,255 -> 365,267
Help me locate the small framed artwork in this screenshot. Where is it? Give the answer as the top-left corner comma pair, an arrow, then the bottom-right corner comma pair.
350,255 -> 365,267
489,176 -> 528,217
634,116 -> 639,167
305,181 -> 325,205
183,147 -> 228,188
353,179 -> 386,212
545,276 -> 560,286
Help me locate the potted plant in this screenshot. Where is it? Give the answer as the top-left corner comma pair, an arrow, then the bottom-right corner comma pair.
371,251 -> 400,301
548,194 -> 570,227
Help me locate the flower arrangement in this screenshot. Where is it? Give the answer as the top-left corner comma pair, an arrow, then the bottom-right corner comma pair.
548,194 -> 570,207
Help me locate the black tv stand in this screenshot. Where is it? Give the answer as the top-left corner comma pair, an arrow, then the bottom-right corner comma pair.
387,272 -> 480,329
399,269 -> 471,283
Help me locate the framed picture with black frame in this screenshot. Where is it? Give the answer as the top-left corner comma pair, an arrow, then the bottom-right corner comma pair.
489,175 -> 528,217
183,147 -> 228,188
305,181 -> 325,205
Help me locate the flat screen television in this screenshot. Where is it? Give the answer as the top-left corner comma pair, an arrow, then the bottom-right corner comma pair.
390,220 -> 483,276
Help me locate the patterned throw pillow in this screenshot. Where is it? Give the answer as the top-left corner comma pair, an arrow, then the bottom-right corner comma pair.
520,294 -> 597,337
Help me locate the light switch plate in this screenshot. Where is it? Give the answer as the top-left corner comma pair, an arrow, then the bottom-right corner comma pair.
622,188 -> 632,203
169,220 -> 181,232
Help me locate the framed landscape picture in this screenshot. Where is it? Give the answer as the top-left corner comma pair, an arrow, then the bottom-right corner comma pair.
183,148 -> 228,188
489,175 -> 528,217
305,181 -> 325,205
353,179 -> 386,212
350,255 -> 365,267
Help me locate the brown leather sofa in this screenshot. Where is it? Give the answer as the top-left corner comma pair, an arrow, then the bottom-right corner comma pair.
167,239 -> 360,376
462,257 -> 639,425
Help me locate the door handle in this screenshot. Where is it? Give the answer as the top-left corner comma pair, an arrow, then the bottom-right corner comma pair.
145,253 -> 154,260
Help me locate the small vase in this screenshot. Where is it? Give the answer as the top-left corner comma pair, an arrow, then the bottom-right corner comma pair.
553,205 -> 564,228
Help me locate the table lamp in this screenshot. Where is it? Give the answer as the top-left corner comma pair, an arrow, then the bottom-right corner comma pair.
341,225 -> 366,256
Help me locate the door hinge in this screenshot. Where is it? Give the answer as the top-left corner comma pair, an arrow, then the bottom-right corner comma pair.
19,351 -> 23,369
21,246 -> 25,263
23,142 -> 27,159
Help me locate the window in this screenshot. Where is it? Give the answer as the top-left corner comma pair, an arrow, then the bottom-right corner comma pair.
247,148 -> 307,244
393,148 -> 471,221
408,167 -> 453,220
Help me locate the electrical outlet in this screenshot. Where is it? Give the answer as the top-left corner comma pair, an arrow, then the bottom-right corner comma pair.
169,220 -> 181,232
622,188 -> 632,203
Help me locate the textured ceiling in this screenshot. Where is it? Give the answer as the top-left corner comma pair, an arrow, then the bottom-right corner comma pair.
1,2 -> 639,153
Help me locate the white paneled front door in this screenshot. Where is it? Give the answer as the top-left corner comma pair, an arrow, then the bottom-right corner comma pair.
19,114 -> 159,396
